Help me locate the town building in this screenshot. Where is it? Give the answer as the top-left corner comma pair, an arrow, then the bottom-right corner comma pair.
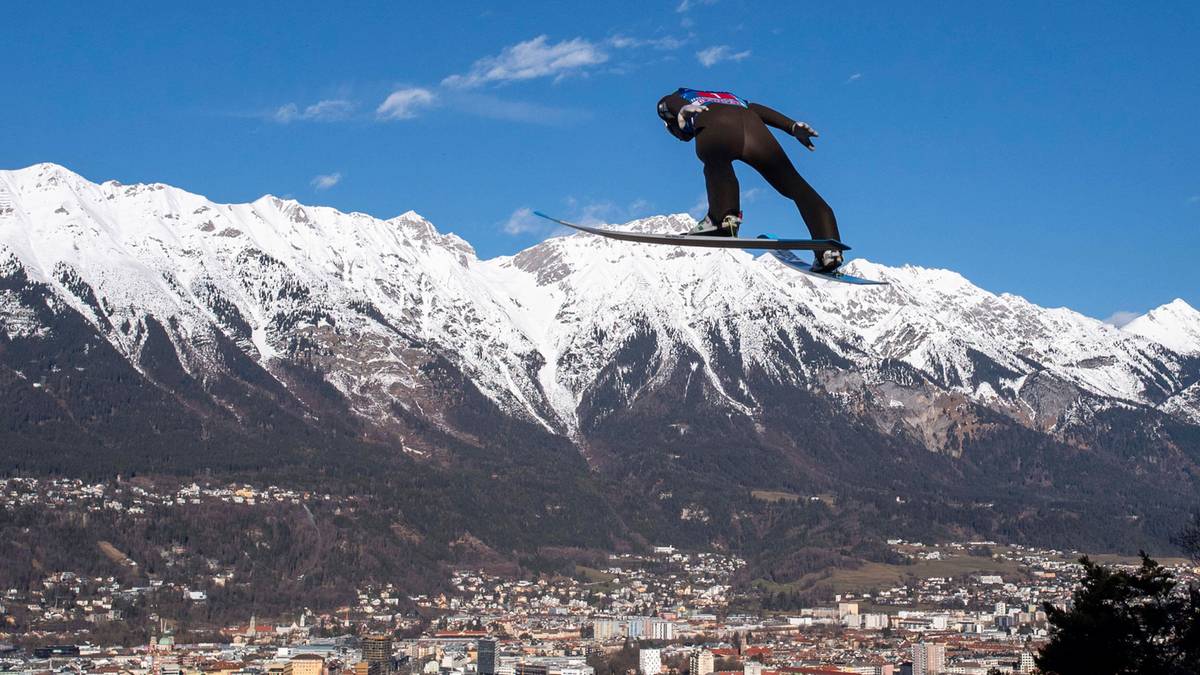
284,654 -> 324,675
478,637 -> 497,675
910,643 -> 945,675
639,648 -> 662,675
363,634 -> 393,673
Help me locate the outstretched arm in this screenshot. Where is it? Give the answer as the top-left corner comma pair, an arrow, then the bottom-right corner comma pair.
749,102 -> 820,151
748,102 -> 796,131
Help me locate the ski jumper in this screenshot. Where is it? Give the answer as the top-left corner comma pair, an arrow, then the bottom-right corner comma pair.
656,88 -> 840,241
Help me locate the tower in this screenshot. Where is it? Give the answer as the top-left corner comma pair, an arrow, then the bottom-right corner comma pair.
910,643 -> 945,675
478,637 -> 497,675
363,634 -> 394,674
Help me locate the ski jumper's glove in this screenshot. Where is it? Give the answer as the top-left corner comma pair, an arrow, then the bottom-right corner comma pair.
790,121 -> 819,151
677,103 -> 709,134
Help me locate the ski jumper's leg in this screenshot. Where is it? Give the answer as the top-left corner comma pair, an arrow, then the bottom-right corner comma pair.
694,114 -> 744,224
742,121 -> 841,241
702,161 -> 739,224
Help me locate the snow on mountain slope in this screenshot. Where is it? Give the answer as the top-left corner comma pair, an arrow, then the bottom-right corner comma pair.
2,163 -> 1198,451
479,215 -> 866,431
0,163 -> 558,434
1124,299 -> 1200,355
805,261 -> 1191,416
480,216 -> 1196,432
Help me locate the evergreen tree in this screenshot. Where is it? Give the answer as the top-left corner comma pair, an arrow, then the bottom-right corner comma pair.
1036,554 -> 1200,675
1170,512 -> 1200,564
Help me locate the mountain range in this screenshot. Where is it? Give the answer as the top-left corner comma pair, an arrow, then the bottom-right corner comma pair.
3,162 -> 1199,581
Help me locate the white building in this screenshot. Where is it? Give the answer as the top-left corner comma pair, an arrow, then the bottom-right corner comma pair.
639,649 -> 662,675
862,613 -> 890,630
593,618 -> 623,641
650,618 -> 675,640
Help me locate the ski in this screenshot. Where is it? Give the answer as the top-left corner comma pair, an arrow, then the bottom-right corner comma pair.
534,212 -> 849,251
759,235 -> 887,285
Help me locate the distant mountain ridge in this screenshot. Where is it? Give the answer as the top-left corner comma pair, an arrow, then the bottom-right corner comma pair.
3,162 -> 1199,562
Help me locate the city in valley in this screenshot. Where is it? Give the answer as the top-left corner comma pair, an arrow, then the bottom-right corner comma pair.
4,478 -> 1194,675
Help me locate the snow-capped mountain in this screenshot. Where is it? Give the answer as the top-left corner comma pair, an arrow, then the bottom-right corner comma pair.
7,162 -> 1200,557
1125,299 -> 1200,356
2,162 -> 1199,454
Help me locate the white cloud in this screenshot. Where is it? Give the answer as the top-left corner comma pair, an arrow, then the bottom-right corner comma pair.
608,34 -> 685,51
273,99 -> 355,123
302,99 -> 355,120
696,45 -> 751,67
376,88 -> 437,120
562,197 -> 656,226
310,172 -> 342,191
628,198 -> 653,213
274,104 -> 300,123
507,199 -> 655,237
577,201 -> 622,226
502,207 -> 543,235
442,35 -> 609,88
1188,194 -> 1200,204
1104,310 -> 1141,327
847,72 -> 863,83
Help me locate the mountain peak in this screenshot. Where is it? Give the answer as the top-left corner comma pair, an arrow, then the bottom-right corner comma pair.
4,162 -> 89,190
1163,298 -> 1197,313
392,209 -> 427,222
1124,298 -> 1200,354
385,210 -> 476,261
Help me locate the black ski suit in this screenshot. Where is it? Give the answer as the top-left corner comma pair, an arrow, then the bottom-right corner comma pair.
657,90 -> 840,241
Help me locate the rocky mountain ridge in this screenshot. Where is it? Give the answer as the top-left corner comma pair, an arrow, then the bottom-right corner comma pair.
3,162 -> 1199,559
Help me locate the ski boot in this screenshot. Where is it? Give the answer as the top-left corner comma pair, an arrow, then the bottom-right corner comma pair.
811,249 -> 843,273
685,213 -> 741,237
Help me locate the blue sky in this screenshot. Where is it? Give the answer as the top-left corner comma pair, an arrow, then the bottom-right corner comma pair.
3,1 -> 1197,321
